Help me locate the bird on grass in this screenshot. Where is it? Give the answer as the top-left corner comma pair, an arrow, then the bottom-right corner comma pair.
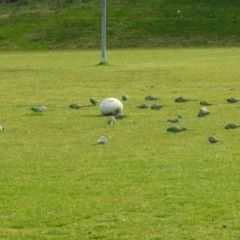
225,123 -> 240,130
151,103 -> 166,110
227,98 -> 239,103
0,125 -> 4,131
167,115 -> 182,123
122,94 -> 128,101
200,101 -> 213,106
115,113 -> 126,119
167,126 -> 187,133
31,106 -> 47,113
108,116 -> 116,124
93,136 -> 107,145
198,107 -> 210,117
175,97 -> 190,103
208,136 -> 219,143
135,103 -> 149,109
145,95 -> 158,101
90,98 -> 99,105
198,111 -> 210,117
69,103 -> 83,109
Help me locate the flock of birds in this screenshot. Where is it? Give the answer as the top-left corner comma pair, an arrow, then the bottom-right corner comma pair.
1,95 -> 239,145
135,95 -> 240,144
90,95 -> 240,145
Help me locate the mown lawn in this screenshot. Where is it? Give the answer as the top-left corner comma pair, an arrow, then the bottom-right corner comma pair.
0,0 -> 240,50
0,47 -> 240,239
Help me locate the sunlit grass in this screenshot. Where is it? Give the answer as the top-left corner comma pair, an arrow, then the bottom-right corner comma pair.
0,47 -> 240,239
0,0 -> 239,50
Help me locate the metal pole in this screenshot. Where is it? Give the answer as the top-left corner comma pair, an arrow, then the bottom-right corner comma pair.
101,0 -> 106,64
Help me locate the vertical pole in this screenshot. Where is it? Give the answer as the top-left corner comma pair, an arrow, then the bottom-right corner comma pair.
101,0 -> 106,64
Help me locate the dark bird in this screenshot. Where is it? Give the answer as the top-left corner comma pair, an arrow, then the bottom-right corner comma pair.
200,101 -> 213,106
151,103 -> 166,110
69,103 -> 83,109
122,94 -> 128,101
167,126 -> 187,133
198,107 -> 210,117
167,115 -> 182,123
227,98 -> 239,103
145,95 -> 158,100
175,97 -> 190,103
198,111 -> 210,117
135,103 -> 149,109
90,98 -> 99,105
115,113 -> 126,119
208,136 -> 219,143
225,123 -> 240,129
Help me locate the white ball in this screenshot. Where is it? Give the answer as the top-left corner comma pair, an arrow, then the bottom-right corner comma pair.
99,98 -> 123,115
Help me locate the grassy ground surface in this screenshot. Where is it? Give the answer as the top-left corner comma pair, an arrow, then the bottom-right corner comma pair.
0,0 -> 240,50
0,47 -> 240,239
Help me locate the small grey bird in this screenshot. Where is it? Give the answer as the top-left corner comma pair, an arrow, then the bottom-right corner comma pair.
108,116 -> 116,124
167,115 -> 182,123
151,103 -> 166,110
94,136 -> 107,145
227,98 -> 239,103
200,107 -> 208,112
198,107 -> 210,117
145,95 -> 158,100
200,101 -> 213,106
198,111 -> 210,117
167,126 -> 187,133
175,97 -> 190,103
115,113 -> 126,119
69,103 -> 83,109
0,125 -> 4,131
208,136 -> 219,143
225,123 -> 240,129
135,103 -> 149,109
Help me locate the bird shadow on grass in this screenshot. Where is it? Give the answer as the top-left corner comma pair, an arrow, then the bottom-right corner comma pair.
68,105 -> 97,108
23,113 -> 44,116
93,62 -> 114,67
80,114 -> 105,118
83,105 -> 98,107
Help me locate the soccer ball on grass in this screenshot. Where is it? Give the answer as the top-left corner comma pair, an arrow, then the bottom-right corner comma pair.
99,98 -> 123,116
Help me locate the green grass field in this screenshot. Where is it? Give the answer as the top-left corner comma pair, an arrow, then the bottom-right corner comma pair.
0,0 -> 240,50
1,47 -> 240,239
